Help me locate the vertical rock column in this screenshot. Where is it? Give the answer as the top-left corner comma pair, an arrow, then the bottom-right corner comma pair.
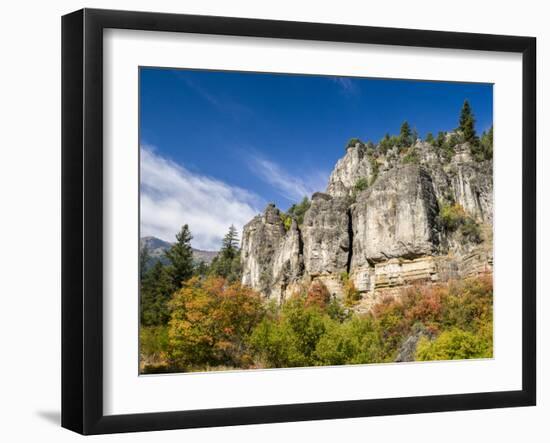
271,219 -> 304,301
301,192 -> 351,297
350,165 -> 440,292
240,204 -> 286,298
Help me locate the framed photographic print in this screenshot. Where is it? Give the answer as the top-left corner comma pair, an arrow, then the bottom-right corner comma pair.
61,8 -> 536,435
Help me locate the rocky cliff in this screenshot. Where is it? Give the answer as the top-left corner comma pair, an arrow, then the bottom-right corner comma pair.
240,138 -> 493,309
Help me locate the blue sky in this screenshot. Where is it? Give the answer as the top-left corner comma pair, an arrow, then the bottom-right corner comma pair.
140,67 -> 492,250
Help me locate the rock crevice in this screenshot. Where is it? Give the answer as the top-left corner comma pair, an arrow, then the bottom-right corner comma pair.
345,208 -> 353,275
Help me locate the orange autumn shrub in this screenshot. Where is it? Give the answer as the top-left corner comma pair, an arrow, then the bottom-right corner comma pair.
168,276 -> 265,370
401,284 -> 445,333
161,274 -> 492,370
372,276 -> 492,360
305,280 -> 331,309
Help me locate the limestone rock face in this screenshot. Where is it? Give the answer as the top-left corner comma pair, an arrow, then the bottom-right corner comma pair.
241,204 -> 286,297
326,144 -> 373,197
302,192 -> 350,276
270,220 -> 304,301
240,137 -> 493,308
448,160 -> 493,224
415,140 -> 440,164
351,165 -> 440,266
417,142 -> 493,224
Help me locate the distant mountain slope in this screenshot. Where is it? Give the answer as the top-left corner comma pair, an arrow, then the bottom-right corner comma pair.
140,236 -> 218,265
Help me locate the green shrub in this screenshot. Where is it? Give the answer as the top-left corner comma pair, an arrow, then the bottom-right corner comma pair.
448,133 -> 461,146
436,131 -> 446,147
441,275 -> 493,333
280,213 -> 292,231
438,202 -> 482,242
378,134 -> 392,154
460,218 -> 482,243
402,148 -> 420,164
140,326 -> 171,374
248,296 -> 329,368
325,297 -> 352,323
140,325 -> 170,358
433,131 -> 455,162
351,178 -> 370,201
341,272 -> 362,307
315,316 -> 382,365
347,138 -> 363,149
438,203 -> 467,231
354,177 -> 369,193
369,157 -> 380,186
390,135 -> 400,149
286,197 -> 311,226
425,132 -> 435,145
416,328 -> 492,361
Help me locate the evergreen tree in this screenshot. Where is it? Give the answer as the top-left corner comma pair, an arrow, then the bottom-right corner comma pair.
194,260 -> 210,277
425,132 -> 435,145
139,243 -> 150,283
399,121 -> 412,147
377,133 -> 391,155
221,225 -> 240,260
436,131 -> 446,148
458,100 -> 477,143
140,260 -> 173,326
482,125 -> 493,158
165,224 -> 195,289
459,100 -> 472,130
210,225 -> 243,282
475,125 -> 493,161
346,138 -> 362,149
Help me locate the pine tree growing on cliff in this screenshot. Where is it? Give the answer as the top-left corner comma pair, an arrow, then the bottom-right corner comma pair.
470,125 -> 493,162
399,121 -> 412,148
379,133 -> 392,154
221,225 -> 240,259
481,125 -> 493,159
209,225 -> 243,283
165,224 -> 195,289
425,132 -> 435,146
458,100 -> 477,144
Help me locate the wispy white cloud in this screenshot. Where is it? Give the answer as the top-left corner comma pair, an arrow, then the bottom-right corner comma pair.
140,146 -> 262,250
248,155 -> 329,203
179,75 -> 253,121
180,76 -> 221,108
330,77 -> 360,96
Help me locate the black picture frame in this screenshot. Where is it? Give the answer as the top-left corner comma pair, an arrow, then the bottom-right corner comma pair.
62,8 -> 536,435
